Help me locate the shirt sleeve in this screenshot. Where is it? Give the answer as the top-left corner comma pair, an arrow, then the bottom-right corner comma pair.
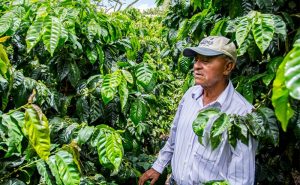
227,109 -> 258,185
151,96 -> 185,174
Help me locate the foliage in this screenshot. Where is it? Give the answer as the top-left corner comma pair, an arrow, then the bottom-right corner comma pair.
0,0 -> 299,184
193,107 -> 279,150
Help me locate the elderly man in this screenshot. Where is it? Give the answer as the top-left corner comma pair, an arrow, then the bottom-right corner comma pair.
138,36 -> 257,185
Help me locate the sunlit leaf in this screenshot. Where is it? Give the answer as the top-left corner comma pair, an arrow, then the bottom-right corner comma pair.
252,12 -> 275,54
26,17 -> 44,53
284,43 -> 300,100
130,98 -> 147,125
272,51 -> 294,131
42,16 -> 62,56
24,105 -> 50,160
55,150 -> 81,185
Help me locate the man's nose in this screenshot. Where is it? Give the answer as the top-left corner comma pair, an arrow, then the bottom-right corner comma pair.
194,61 -> 203,69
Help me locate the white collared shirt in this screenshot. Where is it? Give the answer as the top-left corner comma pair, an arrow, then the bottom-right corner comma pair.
152,81 -> 257,185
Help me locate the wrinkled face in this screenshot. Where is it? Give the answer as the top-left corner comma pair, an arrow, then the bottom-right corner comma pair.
193,54 -> 232,87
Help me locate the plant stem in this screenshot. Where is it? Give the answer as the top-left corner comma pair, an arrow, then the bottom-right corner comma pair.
0,158 -> 42,182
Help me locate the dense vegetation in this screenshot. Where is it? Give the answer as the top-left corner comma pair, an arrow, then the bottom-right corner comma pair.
0,0 -> 299,184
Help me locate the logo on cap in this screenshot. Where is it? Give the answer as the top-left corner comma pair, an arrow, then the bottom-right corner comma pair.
199,37 -> 214,47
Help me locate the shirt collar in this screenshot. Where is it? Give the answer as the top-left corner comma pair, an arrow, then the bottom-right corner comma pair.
191,81 -> 233,108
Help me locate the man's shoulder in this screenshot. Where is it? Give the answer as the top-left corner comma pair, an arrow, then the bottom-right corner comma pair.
229,89 -> 254,114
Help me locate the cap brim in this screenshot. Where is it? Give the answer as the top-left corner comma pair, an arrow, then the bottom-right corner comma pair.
183,47 -> 223,57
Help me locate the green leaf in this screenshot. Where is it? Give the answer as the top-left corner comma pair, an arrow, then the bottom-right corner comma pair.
47,155 -> 64,185
68,61 -> 81,87
189,9 -> 209,35
86,47 -> 98,64
252,13 -> 275,54
36,160 -> 56,185
101,74 -> 117,105
76,96 -> 89,123
110,71 -> 122,88
272,53 -> 294,131
96,45 -> 105,74
0,58 -> 7,77
42,16 -> 62,56
272,15 -> 287,41
118,78 -> 128,112
24,105 -> 51,160
121,70 -> 133,84
211,113 -> 231,137
245,111 -> 264,137
284,44 -> 300,100
135,63 -> 154,89
178,57 -> 193,73
242,83 -> 253,103
2,178 -> 26,185
237,33 -> 253,56
192,108 -> 220,144
105,132 -> 123,175
26,17 -> 44,53
130,98 -> 147,125
96,125 -> 123,174
257,107 -> 279,146
203,180 -> 230,185
89,95 -> 103,123
0,12 -> 13,36
236,16 -> 252,47
87,19 -> 100,42
55,150 -> 81,185
77,126 -> 94,145
11,7 -> 25,33
2,114 -> 23,157
210,19 -> 226,36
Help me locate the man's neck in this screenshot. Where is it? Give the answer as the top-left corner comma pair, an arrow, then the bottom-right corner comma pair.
202,80 -> 229,106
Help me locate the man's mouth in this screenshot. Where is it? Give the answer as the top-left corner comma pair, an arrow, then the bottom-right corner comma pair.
194,72 -> 204,78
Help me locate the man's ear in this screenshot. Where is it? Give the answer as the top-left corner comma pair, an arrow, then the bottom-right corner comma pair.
224,61 -> 235,75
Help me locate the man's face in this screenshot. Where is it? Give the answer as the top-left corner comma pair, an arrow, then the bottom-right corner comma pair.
193,54 -> 230,87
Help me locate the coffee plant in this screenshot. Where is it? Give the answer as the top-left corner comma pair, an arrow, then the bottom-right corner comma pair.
0,0 -> 299,184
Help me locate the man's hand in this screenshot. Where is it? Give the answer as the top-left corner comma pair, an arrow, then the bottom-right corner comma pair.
138,168 -> 160,185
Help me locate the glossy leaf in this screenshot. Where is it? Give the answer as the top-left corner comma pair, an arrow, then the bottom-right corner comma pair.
96,45 -> 105,74
55,150 -> 81,185
77,126 -> 94,145
26,17 -> 44,53
272,15 -> 287,41
68,61 -> 81,87
2,179 -> 26,185
130,98 -> 147,125
121,69 -> 133,84
236,16 -> 251,47
257,107 -> 279,146
96,125 -> 123,174
86,47 -> 98,64
284,43 -> 300,100
42,16 -> 62,56
272,52 -> 294,131
101,74 -> 117,105
252,13 -> 275,54
118,78 -> 128,111
47,155 -> 63,185
211,113 -> 231,137
210,19 -> 226,36
192,108 -> 220,144
135,63 -> 154,89
36,160 -> 56,185
1,114 -> 23,157
24,105 -> 51,160
0,12 -> 13,36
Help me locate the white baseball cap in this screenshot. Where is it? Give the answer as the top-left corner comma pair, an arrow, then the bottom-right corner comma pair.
183,36 -> 237,63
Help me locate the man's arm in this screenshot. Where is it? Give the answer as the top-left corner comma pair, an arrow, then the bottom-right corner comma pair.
227,137 -> 257,185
